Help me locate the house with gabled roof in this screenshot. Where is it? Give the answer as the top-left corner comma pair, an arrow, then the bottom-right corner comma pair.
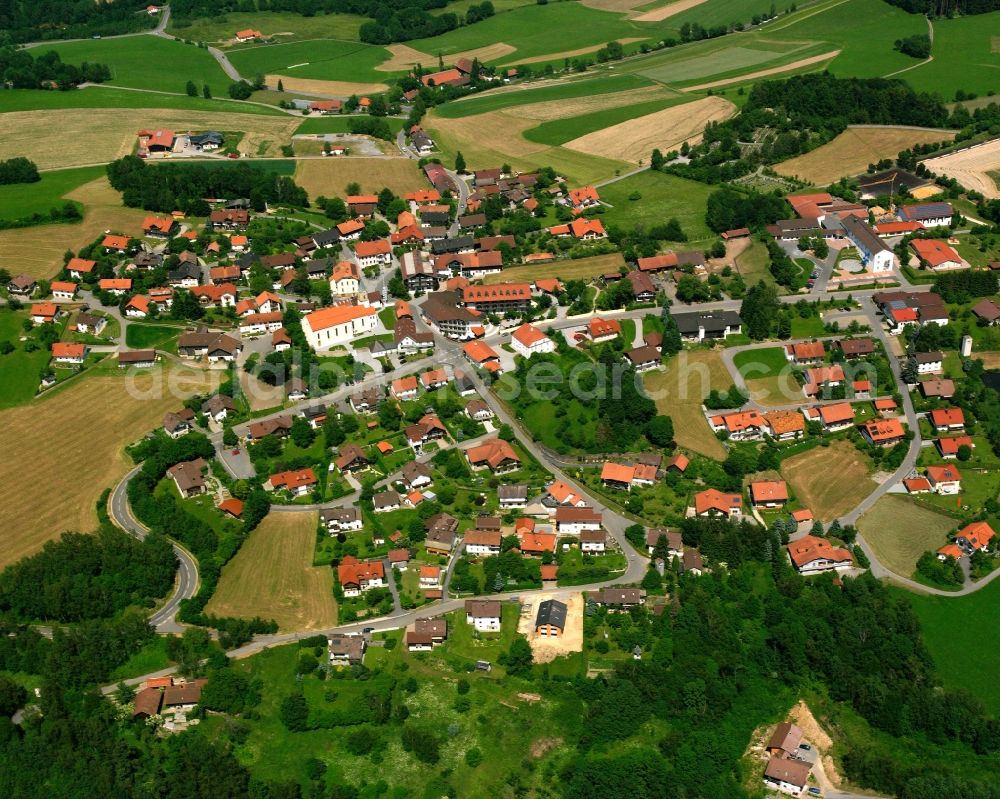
693,489 -> 742,518
787,535 -> 853,575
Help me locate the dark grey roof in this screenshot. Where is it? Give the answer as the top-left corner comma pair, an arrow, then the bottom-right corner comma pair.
899,202 -> 953,221
189,131 -> 224,146
535,599 -> 567,630
913,351 -> 944,364
672,310 -> 742,335
312,228 -> 341,247
168,263 -> 201,281
431,236 -> 475,255
842,215 -> 890,255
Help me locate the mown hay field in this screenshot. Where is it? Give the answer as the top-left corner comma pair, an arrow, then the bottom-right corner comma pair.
776,125 -> 957,186
206,511 -> 338,631
294,157 -> 425,198
645,350 -> 730,459
859,494 -> 956,579
0,109 -> 299,170
483,252 -> 626,284
781,440 -> 876,522
0,177 -> 148,279
923,137 -> 1000,200
0,368 -> 214,569
562,95 -> 735,164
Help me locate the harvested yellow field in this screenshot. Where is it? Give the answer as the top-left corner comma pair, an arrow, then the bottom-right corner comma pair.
0,368 -> 214,569
923,138 -> 1000,199
645,350 -> 730,459
682,51 -> 839,91
633,0 -> 708,22
782,440 -> 877,522
484,252 -> 625,284
206,511 -> 337,631
377,42 -> 516,72
264,74 -> 389,96
0,109 -> 299,170
295,157 -> 424,197
0,176 -> 148,279
563,95 -> 736,164
776,125 -> 957,185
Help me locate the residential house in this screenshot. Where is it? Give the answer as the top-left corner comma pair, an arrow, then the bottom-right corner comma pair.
337,556 -> 385,597
419,565 -> 441,588
860,418 -> 906,447
177,330 -> 242,362
588,317 -> 621,342
836,338 -> 876,358
406,618 -> 448,651
511,323 -> 555,358
266,468 -> 318,497
246,415 -> 293,441
956,521 -> 995,553
709,409 -> 768,441
911,238 -> 963,271
535,599 -> 567,637
786,340 -> 825,363
51,342 -> 87,365
355,239 -> 392,268
625,270 -> 657,302
763,757 -> 811,797
579,529 -> 607,553
586,588 -> 645,609
555,506 -> 602,535
67,259 -> 97,280
201,394 -> 236,422
787,535 -> 853,575
328,634 -> 366,666
645,528 -> 683,559
464,529 -> 501,556
50,281 -> 77,300
391,375 -> 419,400
465,398 -> 494,422
750,480 -> 789,508
162,408 -> 195,438
499,484 -> 528,510
926,464 -> 961,494
465,599 -> 502,632
400,460 -> 433,491
167,458 -> 207,498
693,489 -> 742,518
320,507 -> 363,533
625,345 -> 661,372
672,310 -> 742,341
914,351 -> 943,374
373,490 -> 403,513
930,407 -> 964,432
971,299 -> 1000,325
425,513 -> 458,555
935,434 -> 973,458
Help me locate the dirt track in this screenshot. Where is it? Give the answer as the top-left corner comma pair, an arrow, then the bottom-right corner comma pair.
562,95 -> 735,163
923,138 -> 1000,199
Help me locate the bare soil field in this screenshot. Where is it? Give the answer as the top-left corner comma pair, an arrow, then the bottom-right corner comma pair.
517,592 -> 583,663
858,494 -> 955,578
782,439 -> 876,521
376,43 -> 516,72
645,349 -> 730,459
923,138 -> 1000,199
633,0 -> 708,22
294,157 -> 424,197
682,50 -> 840,91
0,109 -> 299,170
0,177 -> 148,279
483,252 -> 625,284
563,95 -> 735,164
206,511 -> 338,631
264,74 -> 389,96
0,367 -> 214,569
776,125 -> 957,185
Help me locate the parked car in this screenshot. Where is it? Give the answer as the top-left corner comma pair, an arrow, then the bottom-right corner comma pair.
799,743 -> 812,751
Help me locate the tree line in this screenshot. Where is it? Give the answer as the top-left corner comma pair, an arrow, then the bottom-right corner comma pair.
0,46 -> 111,89
0,0 -> 156,43
106,156 -> 309,215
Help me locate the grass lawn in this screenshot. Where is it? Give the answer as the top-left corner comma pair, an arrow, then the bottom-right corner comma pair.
733,346 -> 788,378
206,511 -> 337,631
125,323 -> 182,350
436,73 -> 653,119
228,39 -> 392,84
733,238 -> 777,288
108,636 -> 173,681
295,115 -> 405,135
914,468 -> 1000,519
0,87 -> 286,115
0,310 -> 52,409
46,36 -> 232,96
859,494 -> 957,579
645,349 -> 730,459
599,170 -> 715,242
736,346 -> 803,406
902,577 -> 1000,714
781,439 -> 876,522
484,252 -> 625,284
790,314 -> 828,338
169,10 -> 370,44
0,165 -> 105,223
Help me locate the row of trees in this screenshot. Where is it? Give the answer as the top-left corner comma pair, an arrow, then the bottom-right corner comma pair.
0,46 -> 111,89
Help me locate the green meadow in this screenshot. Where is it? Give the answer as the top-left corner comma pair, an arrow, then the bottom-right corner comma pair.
0,311 -> 53,409
228,39 -> 393,83
45,36 -> 232,96
598,170 -> 715,241
295,115 -> 406,135
0,165 -> 104,223
0,87 -> 285,115
524,92 -> 691,145
169,10 -> 370,44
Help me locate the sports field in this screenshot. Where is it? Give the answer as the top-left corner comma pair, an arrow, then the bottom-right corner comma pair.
645,349 -> 729,459
0,177 -> 148,279
0,165 -> 104,223
46,36 -> 232,96
205,511 -> 337,631
776,126 -> 956,185
563,95 -> 735,164
294,157 -> 424,198
781,439 -> 876,522
483,252 -> 626,284
599,170 -> 715,241
903,577 -> 1000,714
858,494 -> 956,580
0,369 -> 213,569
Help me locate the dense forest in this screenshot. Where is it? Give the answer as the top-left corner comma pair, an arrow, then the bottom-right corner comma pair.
106,156 -> 309,214
882,0 -> 1000,14
171,0 -> 493,45
0,46 -> 111,89
0,0 -> 156,43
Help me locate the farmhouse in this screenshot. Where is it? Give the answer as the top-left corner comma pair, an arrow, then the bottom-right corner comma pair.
763,756 -> 811,796
301,305 -> 377,350
355,239 -> 392,268
463,340 -> 502,372
498,484 -> 527,509
177,330 -> 242,362
787,535 -> 853,575
767,723 -> 804,757
586,588 -> 645,609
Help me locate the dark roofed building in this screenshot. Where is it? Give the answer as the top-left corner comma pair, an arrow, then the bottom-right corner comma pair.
672,310 -> 742,341
535,599 -> 567,637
